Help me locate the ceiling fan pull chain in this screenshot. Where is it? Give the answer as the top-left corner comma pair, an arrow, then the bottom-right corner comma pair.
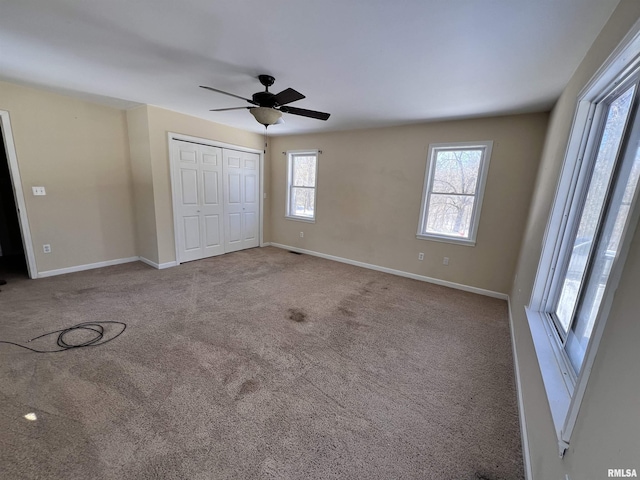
264,126 -> 267,154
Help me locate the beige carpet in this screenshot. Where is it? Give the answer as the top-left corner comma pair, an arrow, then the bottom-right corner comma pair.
0,247 -> 523,480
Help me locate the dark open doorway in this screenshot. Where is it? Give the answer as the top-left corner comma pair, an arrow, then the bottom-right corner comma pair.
0,125 -> 28,284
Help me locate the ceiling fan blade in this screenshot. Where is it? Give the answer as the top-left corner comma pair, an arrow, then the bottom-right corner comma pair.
209,107 -> 251,112
200,85 -> 257,105
273,88 -> 305,106
280,106 -> 330,121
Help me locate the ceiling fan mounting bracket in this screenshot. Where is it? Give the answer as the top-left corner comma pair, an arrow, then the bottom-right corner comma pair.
258,74 -> 275,90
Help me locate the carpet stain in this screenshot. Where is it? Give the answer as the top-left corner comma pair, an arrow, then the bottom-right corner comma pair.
236,379 -> 260,399
287,308 -> 307,323
337,306 -> 356,317
75,287 -> 98,294
344,318 -> 368,330
475,471 -> 500,480
359,280 -> 377,295
53,287 -> 99,300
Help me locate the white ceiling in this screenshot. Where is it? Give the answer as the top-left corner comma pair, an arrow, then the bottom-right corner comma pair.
0,0 -> 620,135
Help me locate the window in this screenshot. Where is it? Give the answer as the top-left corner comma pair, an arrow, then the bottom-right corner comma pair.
417,141 -> 492,245
286,150 -> 318,222
527,30 -> 640,454
551,83 -> 640,375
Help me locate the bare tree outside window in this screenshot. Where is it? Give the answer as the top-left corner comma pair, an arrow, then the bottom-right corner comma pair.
418,142 -> 492,245
287,151 -> 318,221
426,149 -> 481,237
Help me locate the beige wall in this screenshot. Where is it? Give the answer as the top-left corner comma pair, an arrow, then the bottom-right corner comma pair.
126,106 -> 157,263
0,85 -> 268,271
144,105 -> 267,265
0,80 -> 137,274
510,2 -> 640,478
270,113 -> 548,294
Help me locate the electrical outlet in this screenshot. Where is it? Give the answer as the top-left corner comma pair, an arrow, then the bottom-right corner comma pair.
443,257 -> 449,265
299,232 -> 304,238
43,244 -> 51,254
418,253 -> 424,261
32,186 -> 46,196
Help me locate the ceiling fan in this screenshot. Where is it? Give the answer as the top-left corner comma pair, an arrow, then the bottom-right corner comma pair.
200,75 -> 331,127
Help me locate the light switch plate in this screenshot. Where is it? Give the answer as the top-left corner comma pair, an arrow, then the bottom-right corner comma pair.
32,186 -> 46,196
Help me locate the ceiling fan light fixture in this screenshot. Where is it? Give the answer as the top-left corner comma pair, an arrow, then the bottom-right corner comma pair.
249,107 -> 282,126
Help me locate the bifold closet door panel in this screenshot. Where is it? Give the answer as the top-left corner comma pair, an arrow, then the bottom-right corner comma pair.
223,149 -> 260,253
174,142 -> 224,263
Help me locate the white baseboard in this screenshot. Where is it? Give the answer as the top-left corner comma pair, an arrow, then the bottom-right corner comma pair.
37,256 -> 139,278
260,242 -> 272,247
37,256 -> 180,278
138,257 -> 178,270
269,243 -> 508,300
508,298 -> 533,480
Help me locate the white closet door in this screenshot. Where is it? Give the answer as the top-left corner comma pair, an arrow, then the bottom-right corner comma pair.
223,150 -> 260,253
200,145 -> 225,258
174,142 -> 224,262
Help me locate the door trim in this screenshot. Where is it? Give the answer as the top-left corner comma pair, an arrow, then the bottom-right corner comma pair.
168,132 -> 265,265
0,110 -> 38,279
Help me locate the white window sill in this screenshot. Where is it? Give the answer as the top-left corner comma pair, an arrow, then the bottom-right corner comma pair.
416,233 -> 476,246
285,215 -> 316,224
525,306 -> 572,456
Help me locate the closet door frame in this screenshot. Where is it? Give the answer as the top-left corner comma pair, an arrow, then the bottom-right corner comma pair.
168,132 -> 265,265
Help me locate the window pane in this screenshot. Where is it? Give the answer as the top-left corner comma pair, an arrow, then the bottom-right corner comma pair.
432,149 -> 482,194
291,187 -> 315,218
554,85 -> 635,333
566,135 -> 640,372
293,155 -> 316,187
425,193 -> 474,238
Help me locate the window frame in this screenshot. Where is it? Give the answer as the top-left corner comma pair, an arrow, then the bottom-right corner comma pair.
526,22 -> 640,456
285,149 -> 319,223
417,141 -> 493,246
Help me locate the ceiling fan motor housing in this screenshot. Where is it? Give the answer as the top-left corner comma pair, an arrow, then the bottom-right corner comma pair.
252,91 -> 277,107
253,74 -> 278,107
